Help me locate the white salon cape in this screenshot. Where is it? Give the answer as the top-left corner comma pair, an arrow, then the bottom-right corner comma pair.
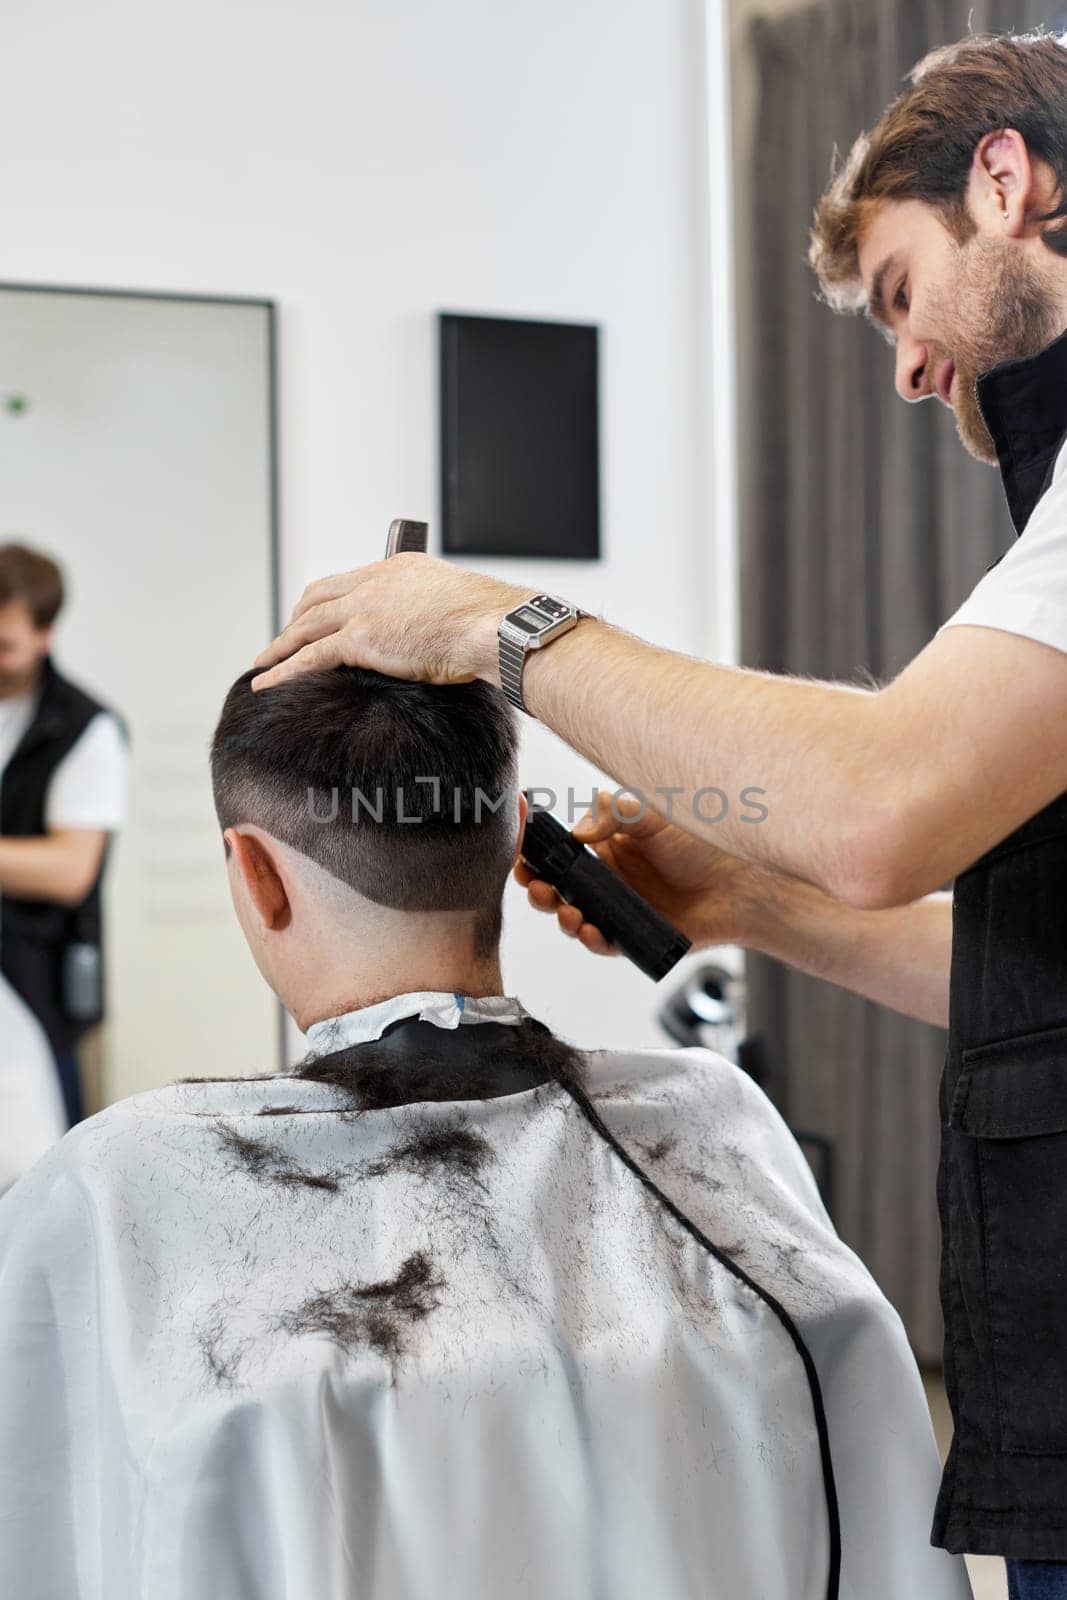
0,991 -> 971,1600
0,971 -> 66,1195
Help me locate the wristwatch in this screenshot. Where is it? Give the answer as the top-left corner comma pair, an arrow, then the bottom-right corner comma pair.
498,594 -> 593,713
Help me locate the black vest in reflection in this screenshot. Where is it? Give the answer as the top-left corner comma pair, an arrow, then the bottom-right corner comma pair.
933,325 -> 1067,1560
1,656 -> 123,1055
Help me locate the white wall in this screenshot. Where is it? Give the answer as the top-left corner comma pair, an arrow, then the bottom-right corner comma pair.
0,0 -> 724,1058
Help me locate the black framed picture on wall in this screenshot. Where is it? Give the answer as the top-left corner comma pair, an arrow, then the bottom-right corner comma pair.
439,311 -> 600,560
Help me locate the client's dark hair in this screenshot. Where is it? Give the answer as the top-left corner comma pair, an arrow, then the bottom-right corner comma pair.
211,666 -> 519,958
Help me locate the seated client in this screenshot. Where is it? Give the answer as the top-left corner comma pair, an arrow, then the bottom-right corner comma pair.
0,666 -> 970,1600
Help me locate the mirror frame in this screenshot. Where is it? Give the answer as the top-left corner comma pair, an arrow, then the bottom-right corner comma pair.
0,279 -> 285,1071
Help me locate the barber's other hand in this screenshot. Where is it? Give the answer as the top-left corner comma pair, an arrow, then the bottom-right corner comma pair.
251,554 -> 530,690
514,791 -> 761,957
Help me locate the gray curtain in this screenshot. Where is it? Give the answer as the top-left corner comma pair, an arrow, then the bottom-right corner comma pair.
740,0 -> 1048,1360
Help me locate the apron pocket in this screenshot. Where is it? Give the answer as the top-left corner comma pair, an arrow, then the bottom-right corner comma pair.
952,1023 -> 1067,1455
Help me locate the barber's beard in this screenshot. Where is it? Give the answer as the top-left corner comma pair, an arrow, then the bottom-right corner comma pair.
926,236 -> 1063,464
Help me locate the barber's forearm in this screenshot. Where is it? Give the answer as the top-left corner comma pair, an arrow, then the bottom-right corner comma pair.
497,617 -> 886,901
0,834 -> 103,905
742,870 -> 952,1029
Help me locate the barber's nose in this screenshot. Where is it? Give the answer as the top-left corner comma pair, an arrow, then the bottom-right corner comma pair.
895,333 -> 931,403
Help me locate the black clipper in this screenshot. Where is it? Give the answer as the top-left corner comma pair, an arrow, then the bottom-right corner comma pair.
520,797 -> 692,982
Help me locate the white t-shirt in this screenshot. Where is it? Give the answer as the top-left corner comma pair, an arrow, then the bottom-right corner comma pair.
0,678 -> 128,973
0,687 -> 127,830
939,436 -> 1067,652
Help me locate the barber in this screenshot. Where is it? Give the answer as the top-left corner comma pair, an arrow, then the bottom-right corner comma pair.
0,544 -> 128,1129
253,34 -> 1067,1594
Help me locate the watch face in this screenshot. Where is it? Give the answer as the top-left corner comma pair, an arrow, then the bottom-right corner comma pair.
512,605 -> 549,631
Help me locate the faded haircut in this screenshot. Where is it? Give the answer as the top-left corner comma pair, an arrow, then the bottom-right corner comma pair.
810,29 -> 1067,313
210,666 -> 519,958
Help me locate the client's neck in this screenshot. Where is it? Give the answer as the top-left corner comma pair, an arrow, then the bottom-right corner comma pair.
291,944 -> 505,1034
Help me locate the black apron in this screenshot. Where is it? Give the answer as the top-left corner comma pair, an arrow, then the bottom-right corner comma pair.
933,326 -> 1067,1560
1,655 -> 123,1055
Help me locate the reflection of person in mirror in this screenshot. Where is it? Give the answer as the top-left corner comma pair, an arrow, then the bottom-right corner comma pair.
0,543 -> 128,1136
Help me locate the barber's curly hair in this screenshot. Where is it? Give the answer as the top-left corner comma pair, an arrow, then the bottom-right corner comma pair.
211,665 -> 519,958
811,29 -> 1067,313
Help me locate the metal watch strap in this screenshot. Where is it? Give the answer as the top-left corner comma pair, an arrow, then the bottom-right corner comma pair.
498,606 -> 592,714
498,628 -> 529,711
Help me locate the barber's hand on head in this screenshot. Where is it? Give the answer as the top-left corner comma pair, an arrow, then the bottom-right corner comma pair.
250,554 -> 529,690
514,791 -> 760,957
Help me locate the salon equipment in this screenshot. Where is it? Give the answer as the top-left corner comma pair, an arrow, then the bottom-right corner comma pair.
520,798 -> 691,982
658,960 -> 745,1059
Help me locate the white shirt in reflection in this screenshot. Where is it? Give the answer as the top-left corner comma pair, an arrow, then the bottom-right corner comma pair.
0,685 -> 127,830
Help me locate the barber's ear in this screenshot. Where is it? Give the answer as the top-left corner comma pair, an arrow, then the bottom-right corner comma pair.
224,827 -> 291,931
512,789 -> 528,864
971,128 -> 1036,236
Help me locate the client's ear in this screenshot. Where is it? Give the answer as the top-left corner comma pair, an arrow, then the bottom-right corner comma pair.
224,827 -> 291,931
512,789 -> 528,864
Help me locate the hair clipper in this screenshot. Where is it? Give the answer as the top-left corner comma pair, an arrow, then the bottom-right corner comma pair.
520,797 -> 692,981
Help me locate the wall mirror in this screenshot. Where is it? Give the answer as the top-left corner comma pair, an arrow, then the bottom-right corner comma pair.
0,283 -> 281,1126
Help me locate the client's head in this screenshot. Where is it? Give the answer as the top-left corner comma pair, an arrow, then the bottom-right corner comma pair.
211,665 -> 525,1031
